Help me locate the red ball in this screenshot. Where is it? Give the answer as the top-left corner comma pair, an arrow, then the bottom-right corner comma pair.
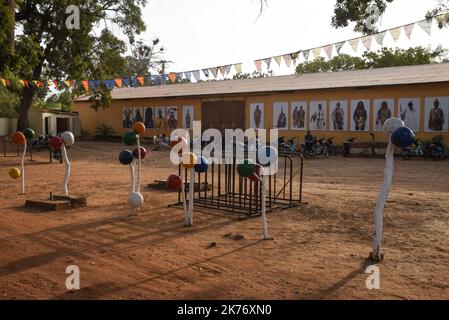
49,136 -> 63,150
250,164 -> 264,182
133,146 -> 147,159
166,174 -> 182,190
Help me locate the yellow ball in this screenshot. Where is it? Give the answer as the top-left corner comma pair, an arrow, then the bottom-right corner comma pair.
181,152 -> 197,169
8,167 -> 21,179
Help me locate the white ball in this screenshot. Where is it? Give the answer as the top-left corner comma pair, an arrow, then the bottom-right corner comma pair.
258,146 -> 278,166
128,191 -> 144,208
382,118 -> 404,135
61,131 -> 75,146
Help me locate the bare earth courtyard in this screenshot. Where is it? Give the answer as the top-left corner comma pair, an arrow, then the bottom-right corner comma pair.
1,141 -> 449,300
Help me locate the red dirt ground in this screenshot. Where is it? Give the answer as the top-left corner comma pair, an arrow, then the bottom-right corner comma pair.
1,141 -> 449,300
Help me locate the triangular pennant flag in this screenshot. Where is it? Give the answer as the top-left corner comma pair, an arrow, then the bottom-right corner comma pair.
0,79 -> 6,86
312,47 -> 322,59
404,23 -> 415,39
374,31 -> 387,45
53,80 -> 60,90
361,35 -> 372,51
136,76 -> 144,86
323,45 -> 334,58
88,80 -> 96,90
178,72 -> 185,80
254,60 -> 262,71
185,72 -> 192,81
19,80 -> 25,87
82,80 -> 89,91
114,79 -> 123,88
192,70 -> 201,82
283,54 -> 292,67
390,27 -> 402,41
302,50 -> 310,61
95,80 -> 101,88
32,80 -> 38,87
274,55 -> 282,67
335,41 -> 345,54
263,58 -> 272,69
219,66 -> 226,76
210,67 -> 218,78
349,38 -> 359,52
417,20 -> 432,36
234,63 -> 242,74
202,69 -> 210,78
47,80 -> 53,87
23,80 -> 29,87
225,65 -> 232,75
435,13 -> 449,26
122,78 -> 130,87
168,72 -> 177,83
5,80 -> 11,87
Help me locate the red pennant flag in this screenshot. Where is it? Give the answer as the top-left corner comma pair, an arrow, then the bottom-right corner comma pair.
5,80 -> 11,87
114,79 -> 123,88
53,80 -> 60,90
82,80 -> 89,91
136,76 -> 144,86
168,72 -> 177,83
23,80 -> 29,87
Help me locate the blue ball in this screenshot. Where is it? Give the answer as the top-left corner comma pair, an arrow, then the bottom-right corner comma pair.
194,156 -> 209,173
391,127 -> 415,148
119,150 -> 134,165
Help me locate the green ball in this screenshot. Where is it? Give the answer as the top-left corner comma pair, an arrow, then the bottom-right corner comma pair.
123,131 -> 137,146
23,128 -> 35,140
237,160 -> 256,178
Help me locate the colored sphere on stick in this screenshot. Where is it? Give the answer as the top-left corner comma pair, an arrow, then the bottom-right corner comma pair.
181,152 -> 197,168
382,118 -> 404,135
133,146 -> 147,159
8,167 -> 21,179
237,160 -> 256,178
128,191 -> 144,208
118,150 -> 134,165
123,131 -> 137,146
166,174 -> 182,190
391,127 -> 415,148
133,122 -> 146,134
194,156 -> 209,173
61,131 -> 75,146
250,164 -> 264,182
23,128 -> 35,140
10,132 -> 26,145
49,136 -> 64,149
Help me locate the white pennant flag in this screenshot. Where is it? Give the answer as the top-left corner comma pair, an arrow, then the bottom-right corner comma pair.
349,38 -> 360,53
390,27 -> 402,41
404,23 -> 415,39
225,65 -> 232,75
210,67 -> 218,78
323,45 -> 334,58
192,70 -> 200,82
361,35 -> 373,51
374,31 -> 387,45
417,20 -> 432,36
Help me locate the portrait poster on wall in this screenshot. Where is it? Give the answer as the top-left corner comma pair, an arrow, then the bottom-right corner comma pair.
144,107 -> 154,129
425,97 -> 449,132
133,107 -> 144,124
183,106 -> 194,129
398,98 -> 420,132
273,102 -> 289,130
373,99 -> 394,131
350,99 -> 370,132
250,103 -> 264,129
154,106 -> 166,129
167,106 -> 178,129
291,101 -> 307,131
309,101 -> 327,131
122,107 -> 133,128
329,100 -> 348,131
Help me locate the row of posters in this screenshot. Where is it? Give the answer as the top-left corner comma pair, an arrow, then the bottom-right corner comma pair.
122,106 -> 194,129
250,97 -> 449,132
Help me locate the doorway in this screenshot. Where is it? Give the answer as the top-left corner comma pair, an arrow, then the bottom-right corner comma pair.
201,100 -> 246,134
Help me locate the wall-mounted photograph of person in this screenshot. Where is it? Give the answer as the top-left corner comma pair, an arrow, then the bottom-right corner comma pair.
273,102 -> 289,130
144,107 -> 154,128
309,101 -> 327,130
425,97 -> 449,132
373,99 -> 393,131
351,99 -> 370,131
398,98 -> 420,132
250,103 -> 264,129
183,106 -> 194,129
154,106 -> 166,129
167,106 -> 178,129
133,107 -> 144,124
291,101 -> 307,130
122,107 -> 133,128
330,100 -> 348,131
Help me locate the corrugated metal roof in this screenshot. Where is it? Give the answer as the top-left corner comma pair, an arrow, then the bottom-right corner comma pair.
76,63 -> 449,101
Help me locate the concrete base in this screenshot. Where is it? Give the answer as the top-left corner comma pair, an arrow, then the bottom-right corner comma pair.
25,195 -> 87,211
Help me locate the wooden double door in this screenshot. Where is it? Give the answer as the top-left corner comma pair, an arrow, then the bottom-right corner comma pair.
201,100 -> 246,134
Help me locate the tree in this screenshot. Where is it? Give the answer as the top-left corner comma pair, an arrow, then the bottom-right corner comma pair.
233,70 -> 274,79
122,38 -> 165,78
332,0 -> 449,34
296,47 -> 447,74
2,0 -> 147,131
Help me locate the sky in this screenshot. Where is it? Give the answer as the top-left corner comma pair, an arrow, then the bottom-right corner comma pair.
112,0 -> 448,77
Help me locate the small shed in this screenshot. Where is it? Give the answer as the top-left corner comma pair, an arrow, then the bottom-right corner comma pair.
28,108 -> 81,137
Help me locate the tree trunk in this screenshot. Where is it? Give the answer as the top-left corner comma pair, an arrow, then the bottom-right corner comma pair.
17,63 -> 42,131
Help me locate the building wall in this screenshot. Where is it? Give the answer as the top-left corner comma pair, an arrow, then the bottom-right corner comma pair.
74,82 -> 449,148
28,109 -> 81,137
0,118 -> 17,136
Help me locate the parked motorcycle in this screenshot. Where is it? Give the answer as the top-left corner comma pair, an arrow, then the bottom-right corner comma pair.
402,136 -> 445,161
302,136 -> 328,159
325,137 -> 336,156
342,138 -> 357,157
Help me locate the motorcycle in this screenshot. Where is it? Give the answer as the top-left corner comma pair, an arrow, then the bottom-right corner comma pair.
279,137 -> 298,154
402,136 -> 445,161
302,136 -> 328,159
325,137 -> 336,156
342,138 -> 357,157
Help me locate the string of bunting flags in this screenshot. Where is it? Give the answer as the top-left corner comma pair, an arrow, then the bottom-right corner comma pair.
1,13 -> 448,92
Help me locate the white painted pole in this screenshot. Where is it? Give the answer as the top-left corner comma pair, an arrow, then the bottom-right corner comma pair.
136,136 -> 142,193
130,161 -> 135,192
372,138 -> 395,260
20,143 -> 26,195
180,169 -> 188,225
61,145 -> 70,196
259,174 -> 269,240
189,167 -> 194,226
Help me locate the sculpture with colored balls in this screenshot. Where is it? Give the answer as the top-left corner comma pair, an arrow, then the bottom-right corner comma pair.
166,174 -> 182,190
371,118 -> 414,261
181,152 -> 197,226
194,156 -> 209,173
60,131 -> 75,196
10,129 -> 34,194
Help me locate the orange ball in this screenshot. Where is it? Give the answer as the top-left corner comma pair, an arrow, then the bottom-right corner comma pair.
10,131 -> 26,145
133,122 -> 146,134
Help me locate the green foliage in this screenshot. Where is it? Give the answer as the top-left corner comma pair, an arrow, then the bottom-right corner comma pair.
296,47 -> 447,74
233,70 -> 274,79
0,87 -> 20,118
121,39 -> 165,77
95,123 -> 116,140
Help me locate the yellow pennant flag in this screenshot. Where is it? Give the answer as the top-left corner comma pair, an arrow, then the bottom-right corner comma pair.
273,56 -> 282,67
0,79 -> 5,86
19,80 -> 25,87
349,38 -> 359,52
312,47 -> 322,59
65,80 -> 71,87
234,63 -> 242,74
390,27 -> 402,41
